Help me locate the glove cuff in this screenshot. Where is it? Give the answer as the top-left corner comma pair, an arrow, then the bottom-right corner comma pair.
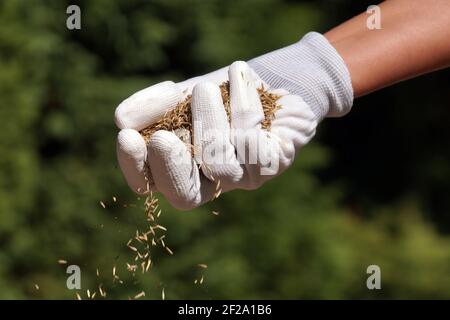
248,32 -> 354,120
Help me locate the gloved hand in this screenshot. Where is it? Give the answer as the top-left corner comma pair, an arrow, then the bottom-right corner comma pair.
114,65 -> 229,195
115,32 -> 354,210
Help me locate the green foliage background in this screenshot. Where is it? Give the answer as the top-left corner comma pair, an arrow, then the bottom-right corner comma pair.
0,0 -> 449,299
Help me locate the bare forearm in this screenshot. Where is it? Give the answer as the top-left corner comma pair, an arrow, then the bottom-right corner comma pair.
325,0 -> 450,97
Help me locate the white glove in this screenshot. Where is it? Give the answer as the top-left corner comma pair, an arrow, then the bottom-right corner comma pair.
115,32 -> 354,210
116,61 -> 317,210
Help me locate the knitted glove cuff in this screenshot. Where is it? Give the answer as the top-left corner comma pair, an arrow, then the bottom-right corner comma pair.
248,32 -> 354,120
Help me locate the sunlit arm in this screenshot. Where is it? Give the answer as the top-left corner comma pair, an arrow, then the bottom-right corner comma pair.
325,0 -> 450,97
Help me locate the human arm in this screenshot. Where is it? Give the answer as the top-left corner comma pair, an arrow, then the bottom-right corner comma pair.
325,0 -> 450,97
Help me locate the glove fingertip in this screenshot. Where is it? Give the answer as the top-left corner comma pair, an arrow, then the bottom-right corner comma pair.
115,81 -> 182,130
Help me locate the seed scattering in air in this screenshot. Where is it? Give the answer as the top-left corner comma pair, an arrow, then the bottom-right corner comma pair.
83,82 -> 277,299
80,169 -> 212,299
134,291 -> 145,299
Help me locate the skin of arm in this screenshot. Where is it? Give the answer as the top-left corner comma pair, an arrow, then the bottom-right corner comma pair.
324,0 -> 450,97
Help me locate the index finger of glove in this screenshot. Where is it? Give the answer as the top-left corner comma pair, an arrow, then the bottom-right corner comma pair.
115,81 -> 183,131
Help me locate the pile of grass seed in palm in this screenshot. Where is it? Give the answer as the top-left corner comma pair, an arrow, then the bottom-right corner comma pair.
139,82 -> 281,143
